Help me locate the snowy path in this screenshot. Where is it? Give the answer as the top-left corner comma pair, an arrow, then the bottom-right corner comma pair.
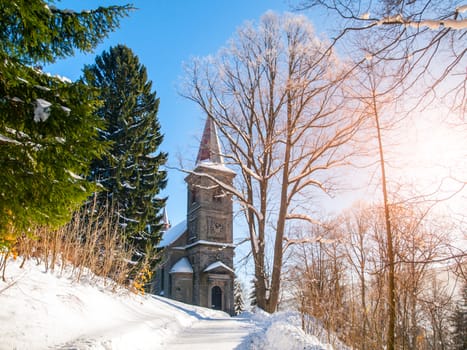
164,317 -> 255,350
1,258 -> 340,350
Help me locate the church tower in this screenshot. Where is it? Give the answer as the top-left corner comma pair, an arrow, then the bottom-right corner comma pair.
154,116 -> 236,315
184,117 -> 236,313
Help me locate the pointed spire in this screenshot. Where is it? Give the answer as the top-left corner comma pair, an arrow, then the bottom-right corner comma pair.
161,207 -> 171,231
196,116 -> 224,164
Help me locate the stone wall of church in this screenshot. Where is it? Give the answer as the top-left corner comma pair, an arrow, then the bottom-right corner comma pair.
155,118 -> 237,314
186,168 -> 234,241
171,273 -> 193,303
186,244 -> 234,313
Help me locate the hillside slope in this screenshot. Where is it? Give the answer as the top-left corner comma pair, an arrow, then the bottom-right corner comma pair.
0,258 -> 338,350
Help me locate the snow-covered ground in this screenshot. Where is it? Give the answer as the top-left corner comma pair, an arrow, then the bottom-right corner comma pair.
0,258 -> 340,350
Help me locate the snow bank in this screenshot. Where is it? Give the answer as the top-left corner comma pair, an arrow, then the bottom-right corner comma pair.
0,257 -> 341,350
0,258 -> 225,350
240,309 -> 348,350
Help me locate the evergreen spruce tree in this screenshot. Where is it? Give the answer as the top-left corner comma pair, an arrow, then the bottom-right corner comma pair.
234,279 -> 246,315
451,282 -> 467,350
0,1 -> 131,247
83,45 -> 167,261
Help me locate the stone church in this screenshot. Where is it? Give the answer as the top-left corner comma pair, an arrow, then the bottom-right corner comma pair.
153,117 -> 236,315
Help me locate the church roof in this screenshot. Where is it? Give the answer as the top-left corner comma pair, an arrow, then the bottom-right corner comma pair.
203,261 -> 235,274
157,219 -> 187,248
169,257 -> 193,274
196,117 -> 224,164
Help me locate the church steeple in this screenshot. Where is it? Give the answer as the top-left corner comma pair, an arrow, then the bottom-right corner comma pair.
196,116 -> 224,164
156,114 -> 236,315
161,207 -> 170,231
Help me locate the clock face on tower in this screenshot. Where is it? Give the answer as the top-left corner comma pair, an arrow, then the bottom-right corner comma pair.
208,217 -> 225,240
213,222 -> 223,234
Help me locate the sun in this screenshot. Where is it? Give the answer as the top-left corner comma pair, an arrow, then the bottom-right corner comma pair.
393,112 -> 466,196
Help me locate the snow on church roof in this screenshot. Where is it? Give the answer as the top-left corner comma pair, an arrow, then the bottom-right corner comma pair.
196,160 -> 236,175
169,257 -> 193,274
203,261 -> 235,274
157,220 -> 187,248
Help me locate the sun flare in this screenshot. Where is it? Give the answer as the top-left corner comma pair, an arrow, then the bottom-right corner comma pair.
394,113 -> 466,202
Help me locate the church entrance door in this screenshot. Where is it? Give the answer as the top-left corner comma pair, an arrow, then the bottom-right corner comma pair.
211,286 -> 222,310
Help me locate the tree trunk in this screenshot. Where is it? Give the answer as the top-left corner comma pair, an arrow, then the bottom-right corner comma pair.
372,91 -> 396,350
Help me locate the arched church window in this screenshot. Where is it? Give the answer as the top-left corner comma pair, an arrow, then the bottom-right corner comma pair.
191,187 -> 198,204
212,187 -> 224,203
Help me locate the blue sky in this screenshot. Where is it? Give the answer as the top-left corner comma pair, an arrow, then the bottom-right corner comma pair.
45,1 -> 367,279
45,1 -> 467,263
46,0 -> 332,226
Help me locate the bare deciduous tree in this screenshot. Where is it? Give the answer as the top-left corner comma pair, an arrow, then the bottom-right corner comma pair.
295,0 -> 467,119
182,12 -> 363,312
284,200 -> 459,349
281,3 -> 466,347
